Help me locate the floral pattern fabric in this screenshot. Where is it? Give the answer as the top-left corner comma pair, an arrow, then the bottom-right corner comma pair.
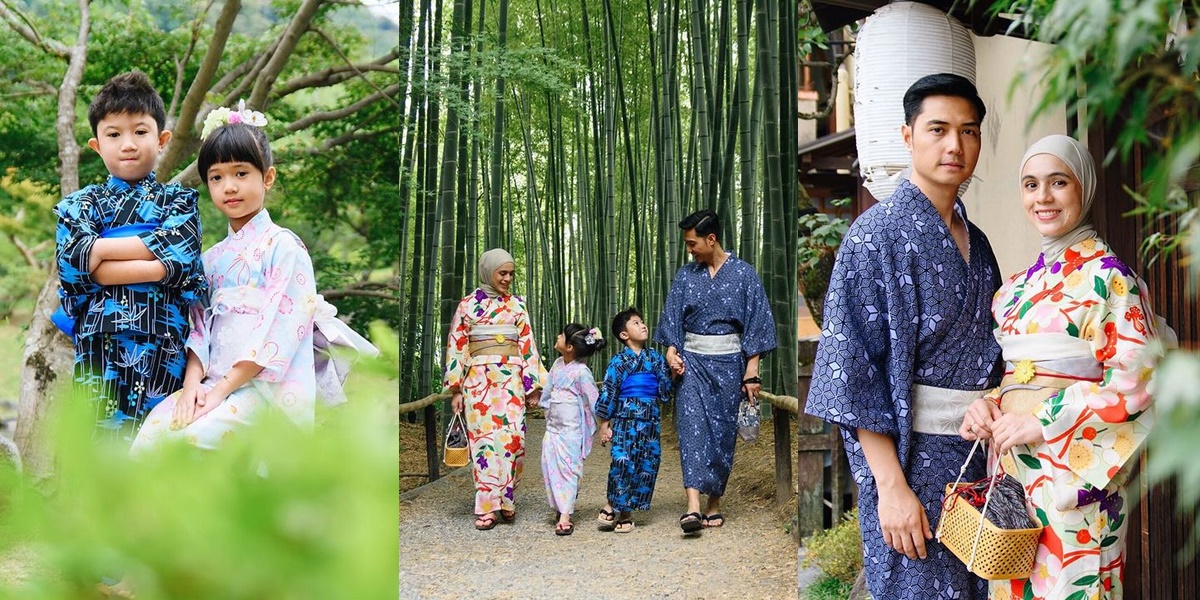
443,290 -> 547,515
989,238 -> 1157,600
540,358 -> 598,515
132,210 -> 318,451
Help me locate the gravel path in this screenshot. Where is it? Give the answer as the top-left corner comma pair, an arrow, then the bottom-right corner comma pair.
400,418 -> 798,599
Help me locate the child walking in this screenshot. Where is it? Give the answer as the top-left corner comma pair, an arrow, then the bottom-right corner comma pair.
595,307 -> 674,533
536,324 -> 605,535
132,103 -> 323,450
55,71 -> 206,437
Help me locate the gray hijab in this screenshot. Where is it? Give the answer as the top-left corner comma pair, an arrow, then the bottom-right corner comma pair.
477,248 -> 515,298
1019,134 -> 1098,260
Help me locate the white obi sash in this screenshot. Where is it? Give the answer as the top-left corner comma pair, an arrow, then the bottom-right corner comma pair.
683,332 -> 742,355
313,296 -> 380,407
997,332 -> 1101,381
911,384 -> 980,436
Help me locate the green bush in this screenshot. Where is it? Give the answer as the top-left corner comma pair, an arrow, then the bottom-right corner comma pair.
0,335 -> 398,599
801,508 -> 862,585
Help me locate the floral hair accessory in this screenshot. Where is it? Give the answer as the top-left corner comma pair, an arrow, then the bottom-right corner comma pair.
584,327 -> 602,345
201,99 -> 268,140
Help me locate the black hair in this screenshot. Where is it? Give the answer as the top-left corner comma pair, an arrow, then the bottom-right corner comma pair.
678,209 -> 721,241
902,73 -> 986,126
610,306 -> 643,347
197,122 -> 274,183
563,323 -> 606,359
87,71 -> 167,135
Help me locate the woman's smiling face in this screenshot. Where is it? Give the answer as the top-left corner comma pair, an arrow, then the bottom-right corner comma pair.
1020,153 -> 1084,238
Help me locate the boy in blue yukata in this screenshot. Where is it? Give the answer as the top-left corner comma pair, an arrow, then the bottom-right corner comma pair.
595,307 -> 674,534
54,71 -> 206,439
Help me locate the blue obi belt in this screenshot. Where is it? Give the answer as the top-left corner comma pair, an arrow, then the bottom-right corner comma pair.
619,372 -> 658,398
52,222 -> 159,340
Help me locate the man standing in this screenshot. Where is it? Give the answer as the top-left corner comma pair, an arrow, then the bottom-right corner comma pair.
656,209 -> 776,534
805,73 -> 1003,598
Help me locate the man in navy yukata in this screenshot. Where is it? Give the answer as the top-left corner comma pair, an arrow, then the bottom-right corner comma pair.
805,73 -> 1004,599
656,209 -> 777,535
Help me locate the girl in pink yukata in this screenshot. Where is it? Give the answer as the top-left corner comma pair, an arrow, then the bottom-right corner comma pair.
532,323 -> 605,535
132,106 -> 324,451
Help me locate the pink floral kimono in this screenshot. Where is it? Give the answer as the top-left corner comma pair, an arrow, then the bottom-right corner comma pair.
132,210 -> 318,451
540,357 -> 598,516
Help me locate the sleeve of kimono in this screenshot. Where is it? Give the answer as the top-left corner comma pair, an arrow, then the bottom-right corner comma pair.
185,301 -> 212,371
650,349 -> 674,402
595,354 -> 625,421
739,265 -> 778,357
577,367 -> 599,431
805,221 -> 911,439
54,191 -> 102,317
237,234 -> 318,382
514,296 -> 547,394
654,269 -> 687,349
1036,258 -> 1159,490
441,296 -> 471,393
138,186 -> 204,290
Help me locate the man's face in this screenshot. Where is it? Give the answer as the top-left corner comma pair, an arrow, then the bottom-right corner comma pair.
900,95 -> 981,196
683,229 -> 717,264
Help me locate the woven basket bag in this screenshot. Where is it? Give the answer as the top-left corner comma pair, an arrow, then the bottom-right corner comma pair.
443,413 -> 470,468
936,440 -> 1043,580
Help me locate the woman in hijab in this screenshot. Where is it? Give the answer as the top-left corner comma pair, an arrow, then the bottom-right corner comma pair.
958,135 -> 1160,599
443,249 -> 546,530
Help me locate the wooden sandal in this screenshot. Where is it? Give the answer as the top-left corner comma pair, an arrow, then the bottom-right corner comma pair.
679,512 -> 703,534
474,514 -> 498,530
597,507 -> 616,531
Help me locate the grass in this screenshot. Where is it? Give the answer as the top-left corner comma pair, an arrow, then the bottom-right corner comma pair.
803,576 -> 853,600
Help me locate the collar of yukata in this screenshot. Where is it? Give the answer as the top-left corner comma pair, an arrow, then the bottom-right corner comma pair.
106,171 -> 158,191
229,208 -> 272,238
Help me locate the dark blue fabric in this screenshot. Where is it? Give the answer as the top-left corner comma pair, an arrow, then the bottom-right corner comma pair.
595,347 -> 673,422
858,433 -> 987,599
655,252 -> 776,496
805,179 -> 1003,597
619,372 -> 658,399
597,347 -> 673,511
74,331 -> 185,438
51,221 -> 162,339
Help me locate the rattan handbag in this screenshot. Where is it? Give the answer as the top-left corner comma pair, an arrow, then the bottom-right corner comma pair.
443,413 -> 470,468
935,439 -> 1043,581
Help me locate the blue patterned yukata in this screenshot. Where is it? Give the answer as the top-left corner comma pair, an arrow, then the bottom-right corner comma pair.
55,173 -> 206,434
596,347 -> 674,512
806,179 -> 1003,600
656,253 -> 777,497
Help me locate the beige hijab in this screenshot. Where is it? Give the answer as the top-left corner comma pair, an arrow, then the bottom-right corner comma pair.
477,248 -> 515,298
1019,134 -> 1098,260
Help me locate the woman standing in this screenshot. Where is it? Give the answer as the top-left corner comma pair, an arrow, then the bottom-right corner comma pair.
443,249 -> 546,530
959,135 -> 1160,599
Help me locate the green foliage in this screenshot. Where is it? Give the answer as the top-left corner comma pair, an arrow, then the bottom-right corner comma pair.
0,173 -> 56,317
804,576 -> 854,600
997,0 -> 1200,263
0,334 -> 399,599
797,198 -> 850,327
1145,349 -> 1200,555
801,508 -> 862,586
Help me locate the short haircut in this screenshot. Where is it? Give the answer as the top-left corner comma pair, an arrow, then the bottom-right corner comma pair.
610,306 -> 643,346
197,123 -> 274,182
678,209 -> 721,241
87,71 -> 166,135
902,73 -> 986,126
563,323 -> 606,359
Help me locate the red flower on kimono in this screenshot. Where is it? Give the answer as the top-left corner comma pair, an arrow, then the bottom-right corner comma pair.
1094,322 -> 1118,362
1125,306 -> 1147,335
503,437 -> 522,455
472,400 -> 489,414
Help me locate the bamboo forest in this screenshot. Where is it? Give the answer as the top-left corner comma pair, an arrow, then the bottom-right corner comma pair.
400,0 -> 806,410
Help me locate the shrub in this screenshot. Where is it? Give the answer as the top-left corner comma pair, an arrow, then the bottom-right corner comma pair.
801,508 -> 862,585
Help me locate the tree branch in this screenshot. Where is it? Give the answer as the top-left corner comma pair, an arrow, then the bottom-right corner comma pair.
166,0 -> 215,127
284,84 -> 400,131
0,1 -> 68,58
271,48 -> 400,100
248,0 -> 324,110
222,35 -> 282,106
160,0 -> 241,177
55,0 -> 89,195
308,27 -> 401,109
300,126 -> 400,155
9,235 -> 40,269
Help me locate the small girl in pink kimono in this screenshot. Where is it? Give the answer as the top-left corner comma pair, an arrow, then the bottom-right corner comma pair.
132,106 -> 367,451
532,323 -> 605,535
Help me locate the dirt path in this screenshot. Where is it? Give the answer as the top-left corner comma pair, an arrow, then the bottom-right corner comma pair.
399,418 -> 798,599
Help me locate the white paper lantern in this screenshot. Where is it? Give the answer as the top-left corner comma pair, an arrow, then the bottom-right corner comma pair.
854,1 -> 976,200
